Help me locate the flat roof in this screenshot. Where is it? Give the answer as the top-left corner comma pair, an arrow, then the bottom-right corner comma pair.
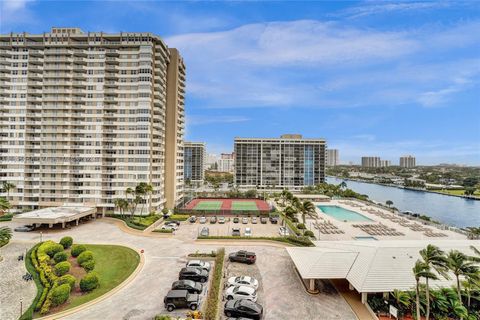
287,240 -> 480,293
12,206 -> 96,224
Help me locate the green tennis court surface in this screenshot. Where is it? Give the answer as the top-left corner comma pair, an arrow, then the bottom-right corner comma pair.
232,201 -> 258,211
194,201 -> 222,210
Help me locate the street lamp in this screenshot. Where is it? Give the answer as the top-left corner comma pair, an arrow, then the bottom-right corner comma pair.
40,231 -> 43,242
20,298 -> 23,316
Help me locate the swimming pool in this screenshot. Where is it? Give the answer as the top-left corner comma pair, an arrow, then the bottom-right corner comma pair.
318,205 -> 373,222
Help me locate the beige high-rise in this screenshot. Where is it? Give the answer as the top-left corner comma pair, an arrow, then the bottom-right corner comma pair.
0,28 -> 185,213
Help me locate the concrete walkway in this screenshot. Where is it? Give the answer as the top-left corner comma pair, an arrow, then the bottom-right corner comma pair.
331,279 -> 375,320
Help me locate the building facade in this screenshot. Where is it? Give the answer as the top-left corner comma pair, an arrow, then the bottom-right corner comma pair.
326,149 -> 339,166
234,134 -> 326,190
218,152 -> 234,173
361,157 -> 381,168
400,155 -> 416,168
184,142 -> 205,183
0,28 -> 185,212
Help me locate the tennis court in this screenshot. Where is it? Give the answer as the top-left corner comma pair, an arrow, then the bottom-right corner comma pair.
193,201 -> 222,210
183,198 -> 271,214
232,201 -> 259,211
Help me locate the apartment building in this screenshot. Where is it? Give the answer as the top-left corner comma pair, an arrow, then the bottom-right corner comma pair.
0,27 -> 185,213
184,142 -> 205,183
326,149 -> 339,166
218,152 -> 234,173
400,155 -> 416,168
361,157 -> 381,168
234,134 -> 326,190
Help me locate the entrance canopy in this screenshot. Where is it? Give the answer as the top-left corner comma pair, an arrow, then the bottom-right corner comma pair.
12,205 -> 96,227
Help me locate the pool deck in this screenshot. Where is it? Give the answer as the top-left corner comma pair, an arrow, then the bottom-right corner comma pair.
307,200 -> 467,241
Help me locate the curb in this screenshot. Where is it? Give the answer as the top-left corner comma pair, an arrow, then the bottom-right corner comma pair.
194,239 -> 293,248
37,248 -> 145,320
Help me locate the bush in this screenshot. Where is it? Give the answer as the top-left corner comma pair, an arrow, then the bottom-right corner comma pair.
39,241 -> 64,258
297,223 -> 306,229
54,261 -> 71,276
291,217 -> 299,223
166,214 -> 190,221
71,244 -> 86,257
56,274 -> 76,291
60,236 -> 73,249
81,259 -> 95,272
153,229 -> 173,233
303,230 -> 314,237
50,283 -> 70,306
204,248 -> 225,320
80,272 -> 99,292
77,250 -> 94,265
53,251 -> 68,263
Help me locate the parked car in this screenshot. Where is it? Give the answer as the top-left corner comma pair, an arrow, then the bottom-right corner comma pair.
233,217 -> 239,223
278,227 -> 289,236
269,216 -> 279,224
252,217 -> 257,224
242,217 -> 248,224
260,217 -> 268,224
227,276 -> 259,290
210,216 -> 217,224
168,220 -> 181,226
200,227 -> 209,237
161,223 -> 178,231
186,260 -> 211,272
224,299 -> 263,319
171,280 -> 203,294
189,216 -> 197,223
218,216 -> 226,224
199,217 -> 207,224
14,225 -> 34,232
179,267 -> 209,283
244,227 -> 252,237
164,290 -> 199,312
232,228 -> 241,236
225,285 -> 257,302
229,250 -> 256,264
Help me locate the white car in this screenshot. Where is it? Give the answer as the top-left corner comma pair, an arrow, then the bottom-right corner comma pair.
279,227 -> 289,236
252,217 -> 257,224
242,217 -> 248,224
199,217 -> 207,224
186,259 -> 211,272
224,285 -> 257,302
244,227 -> 252,237
227,276 -> 259,290
161,223 -> 178,231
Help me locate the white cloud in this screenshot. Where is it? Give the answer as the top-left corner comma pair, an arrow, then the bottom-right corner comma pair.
336,1 -> 453,19
187,115 -> 250,126
0,0 -> 35,28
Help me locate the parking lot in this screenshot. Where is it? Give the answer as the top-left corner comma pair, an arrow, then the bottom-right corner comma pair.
172,216 -> 283,240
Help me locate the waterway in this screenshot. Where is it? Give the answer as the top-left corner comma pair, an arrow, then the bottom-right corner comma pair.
327,177 -> 480,228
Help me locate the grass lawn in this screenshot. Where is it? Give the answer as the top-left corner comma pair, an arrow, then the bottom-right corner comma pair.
431,189 -> 480,196
107,214 -> 160,230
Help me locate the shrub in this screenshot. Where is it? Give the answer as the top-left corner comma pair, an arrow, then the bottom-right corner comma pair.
50,284 -> 70,306
59,236 -> 73,249
291,217 -> 299,223
39,240 -> 64,258
54,261 -> 71,276
53,251 -> 68,263
81,259 -> 95,272
71,244 -> 86,257
77,250 -> 93,265
297,223 -> 306,229
80,272 -> 99,292
204,248 -> 225,320
166,214 -> 190,221
303,230 -> 314,237
56,274 -> 76,291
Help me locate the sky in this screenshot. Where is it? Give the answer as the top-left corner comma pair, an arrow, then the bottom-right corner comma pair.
1,0 -> 479,165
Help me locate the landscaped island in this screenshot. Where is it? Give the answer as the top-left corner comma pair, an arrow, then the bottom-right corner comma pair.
21,239 -> 140,319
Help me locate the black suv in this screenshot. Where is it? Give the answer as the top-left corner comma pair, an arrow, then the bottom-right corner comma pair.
229,250 -> 256,264
171,279 -> 203,294
269,216 -> 279,224
224,299 -> 263,319
179,267 -> 209,283
164,290 -> 199,312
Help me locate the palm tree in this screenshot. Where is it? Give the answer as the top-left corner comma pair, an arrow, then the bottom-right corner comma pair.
0,226 -> 12,245
0,197 -> 11,213
386,200 -> 394,207
390,289 -> 411,314
413,260 -> 437,320
420,245 -> 448,320
296,200 -> 316,224
114,198 -> 129,218
446,250 -> 479,303
339,181 -> 347,190
144,183 -> 154,214
1,182 -> 15,213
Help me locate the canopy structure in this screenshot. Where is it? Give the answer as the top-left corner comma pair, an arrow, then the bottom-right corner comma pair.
12,205 -> 96,228
287,240 -> 480,295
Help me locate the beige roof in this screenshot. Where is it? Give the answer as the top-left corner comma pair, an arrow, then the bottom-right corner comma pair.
287,240 -> 480,293
12,206 -> 95,224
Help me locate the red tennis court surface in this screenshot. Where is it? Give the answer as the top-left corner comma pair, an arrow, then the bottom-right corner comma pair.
184,198 -> 271,211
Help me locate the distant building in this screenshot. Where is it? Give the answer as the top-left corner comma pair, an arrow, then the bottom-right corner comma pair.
326,149 -> 340,166
218,153 -> 235,173
184,142 -> 206,183
205,153 -> 219,171
400,155 -> 416,168
234,134 -> 326,190
380,160 -> 391,167
361,157 -> 381,168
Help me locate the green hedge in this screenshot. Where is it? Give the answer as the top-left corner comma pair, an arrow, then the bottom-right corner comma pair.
0,213 -> 13,221
204,248 -> 225,320
39,241 -> 64,258
54,261 -> 71,276
60,236 -> 73,249
50,283 -> 70,306
106,214 -> 160,230
280,213 -> 301,236
53,251 -> 68,263
80,272 -> 99,292
57,274 -> 76,291
166,214 -> 190,221
197,235 -> 314,247
19,244 -> 43,320
153,229 -> 173,233
71,244 -> 86,257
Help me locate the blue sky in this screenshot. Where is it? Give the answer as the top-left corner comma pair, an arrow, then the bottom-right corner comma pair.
1,1 -> 479,165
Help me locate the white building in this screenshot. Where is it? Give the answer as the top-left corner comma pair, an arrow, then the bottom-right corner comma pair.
400,155 -> 416,168
326,149 -> 339,166
218,152 -> 235,173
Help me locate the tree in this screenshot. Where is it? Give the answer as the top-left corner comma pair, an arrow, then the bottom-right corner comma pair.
386,200 -> 394,207
144,183 -> 154,214
464,187 -> 476,196
446,250 -> 479,303
390,289 -> 411,314
0,197 -> 11,213
413,260 -> 437,320
339,181 -> 347,190
1,181 -> 15,213
114,198 -> 128,218
420,245 -> 448,320
296,200 -> 316,224
0,226 -> 12,250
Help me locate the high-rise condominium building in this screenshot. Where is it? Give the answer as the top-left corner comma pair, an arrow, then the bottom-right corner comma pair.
184,142 -> 205,183
218,152 -> 235,173
380,160 -> 391,167
326,149 -> 339,166
234,134 -> 326,190
400,155 -> 416,168
361,157 -> 381,168
0,27 -> 185,213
